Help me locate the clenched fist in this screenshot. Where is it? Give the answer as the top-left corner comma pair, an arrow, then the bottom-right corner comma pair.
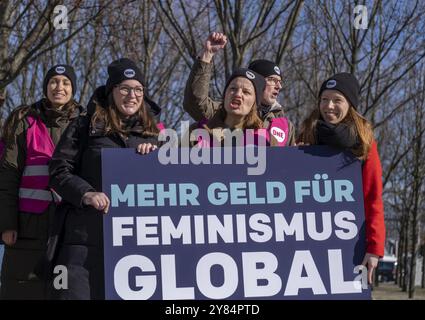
200,32 -> 228,63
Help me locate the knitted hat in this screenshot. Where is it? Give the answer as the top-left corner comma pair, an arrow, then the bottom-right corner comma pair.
319,73 -> 360,109
248,59 -> 281,78
105,58 -> 144,96
43,64 -> 77,96
224,68 -> 266,108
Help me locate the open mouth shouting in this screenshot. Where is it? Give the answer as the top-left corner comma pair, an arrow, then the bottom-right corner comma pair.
229,98 -> 242,110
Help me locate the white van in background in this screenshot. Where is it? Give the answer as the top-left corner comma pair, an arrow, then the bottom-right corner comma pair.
377,255 -> 397,282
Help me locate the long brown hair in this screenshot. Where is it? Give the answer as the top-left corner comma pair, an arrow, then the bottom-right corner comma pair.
298,106 -> 374,160
91,93 -> 159,137
226,101 -> 279,146
1,98 -> 79,145
202,102 -> 279,146
220,101 -> 264,130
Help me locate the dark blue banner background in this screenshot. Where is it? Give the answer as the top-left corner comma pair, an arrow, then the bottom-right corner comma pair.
102,146 -> 371,300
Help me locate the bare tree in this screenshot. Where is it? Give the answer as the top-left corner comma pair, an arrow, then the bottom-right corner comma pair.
407,67 -> 425,298
0,0 -> 115,117
0,4 -> 424,298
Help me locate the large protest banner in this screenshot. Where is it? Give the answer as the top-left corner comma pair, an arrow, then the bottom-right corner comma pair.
102,146 -> 371,300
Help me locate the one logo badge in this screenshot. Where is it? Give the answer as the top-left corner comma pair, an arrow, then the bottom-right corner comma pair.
55,66 -> 66,74
274,66 -> 281,75
326,80 -> 337,88
246,71 -> 255,79
124,69 -> 135,78
271,126 -> 285,143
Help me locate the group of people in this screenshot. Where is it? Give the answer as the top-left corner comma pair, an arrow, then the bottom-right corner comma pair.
0,32 -> 385,300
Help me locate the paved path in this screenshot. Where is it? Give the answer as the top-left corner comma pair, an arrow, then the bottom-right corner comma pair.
372,282 -> 425,300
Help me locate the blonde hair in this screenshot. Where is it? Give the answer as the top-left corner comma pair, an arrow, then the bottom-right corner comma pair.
201,102 -> 279,146
298,106 -> 374,160
221,100 -> 264,130
91,93 -> 159,137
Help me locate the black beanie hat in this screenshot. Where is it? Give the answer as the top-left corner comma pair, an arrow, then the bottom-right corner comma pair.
248,59 -> 281,78
105,58 -> 145,96
224,68 -> 266,108
318,73 -> 360,109
43,64 -> 77,96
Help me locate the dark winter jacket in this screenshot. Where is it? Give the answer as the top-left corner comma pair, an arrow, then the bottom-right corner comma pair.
0,99 -> 83,241
0,99 -> 83,299
48,94 -> 159,299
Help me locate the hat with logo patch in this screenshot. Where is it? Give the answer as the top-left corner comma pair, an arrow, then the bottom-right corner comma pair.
248,59 -> 281,78
318,73 -> 360,109
105,58 -> 145,96
224,68 -> 266,108
43,64 -> 77,96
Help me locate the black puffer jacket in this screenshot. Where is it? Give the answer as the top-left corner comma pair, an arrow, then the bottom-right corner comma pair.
48,91 -> 158,300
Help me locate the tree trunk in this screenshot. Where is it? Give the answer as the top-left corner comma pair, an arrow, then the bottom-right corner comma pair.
408,219 -> 417,298
396,218 -> 405,286
374,267 -> 379,287
421,244 -> 425,289
402,215 -> 409,292
408,101 -> 424,299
